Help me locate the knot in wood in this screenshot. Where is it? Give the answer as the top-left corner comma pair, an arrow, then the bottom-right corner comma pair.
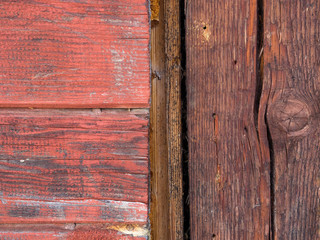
271,99 -> 311,136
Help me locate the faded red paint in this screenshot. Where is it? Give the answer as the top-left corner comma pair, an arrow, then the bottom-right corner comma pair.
0,225 -> 147,239
0,0 -> 150,108
0,0 -> 150,237
0,109 -> 149,223
68,227 -> 145,240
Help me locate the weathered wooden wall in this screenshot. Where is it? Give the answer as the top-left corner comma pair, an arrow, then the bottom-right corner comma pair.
264,0 -> 320,238
186,0 -> 319,239
0,0 -> 150,238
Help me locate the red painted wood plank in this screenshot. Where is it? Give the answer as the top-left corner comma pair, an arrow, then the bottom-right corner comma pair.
0,0 -> 150,108
0,224 -> 148,239
0,109 -> 148,160
0,109 -> 149,222
0,199 -> 147,223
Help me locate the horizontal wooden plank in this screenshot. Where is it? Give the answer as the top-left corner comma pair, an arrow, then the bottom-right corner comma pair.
0,224 -> 148,239
0,170 -> 147,202
0,199 -> 147,223
0,109 -> 149,222
0,109 -> 148,160
0,0 -> 150,108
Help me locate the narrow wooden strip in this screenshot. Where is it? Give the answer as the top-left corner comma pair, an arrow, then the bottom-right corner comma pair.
165,0 -> 184,237
150,0 -> 171,236
0,159 -> 148,174
186,0 -> 270,239
0,0 -> 150,108
150,0 -> 170,238
264,0 -> 320,238
0,224 -> 148,239
0,199 -> 147,223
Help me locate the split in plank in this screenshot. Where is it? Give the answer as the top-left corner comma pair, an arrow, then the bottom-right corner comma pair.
264,0 -> 320,238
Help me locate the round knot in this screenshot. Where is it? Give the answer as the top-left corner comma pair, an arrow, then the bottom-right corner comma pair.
271,99 -> 311,136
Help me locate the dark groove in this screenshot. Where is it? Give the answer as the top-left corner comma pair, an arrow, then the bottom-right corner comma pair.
180,0 -> 189,238
254,0 -> 264,137
255,0 -> 275,239
266,106 -> 275,240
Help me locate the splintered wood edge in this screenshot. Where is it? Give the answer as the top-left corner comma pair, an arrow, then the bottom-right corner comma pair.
150,0 -> 184,237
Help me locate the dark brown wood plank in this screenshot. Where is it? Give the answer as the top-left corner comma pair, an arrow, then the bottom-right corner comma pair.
150,0 -> 170,238
0,0 -> 149,108
264,0 -> 320,239
0,109 -> 148,222
150,0 -> 184,237
165,0 -> 184,236
186,0 -> 271,239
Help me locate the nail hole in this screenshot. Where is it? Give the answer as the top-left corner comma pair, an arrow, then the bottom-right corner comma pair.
203,26 -> 207,29
212,234 -> 216,238
234,60 -> 237,65
212,113 -> 216,118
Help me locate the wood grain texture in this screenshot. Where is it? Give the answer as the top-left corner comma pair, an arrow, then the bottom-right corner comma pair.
264,0 -> 320,239
165,0 -> 184,237
0,199 -> 147,223
0,224 -> 148,239
0,0 -> 150,108
0,109 -> 148,223
150,0 -> 170,238
186,0 -> 271,239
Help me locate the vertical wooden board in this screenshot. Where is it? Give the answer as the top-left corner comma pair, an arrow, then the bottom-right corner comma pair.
0,0 -> 150,108
264,0 -> 320,239
0,109 -> 149,222
186,0 -> 271,239
150,2 -> 170,239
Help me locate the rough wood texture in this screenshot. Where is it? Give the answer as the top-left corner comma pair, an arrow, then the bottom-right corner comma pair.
150,0 -> 170,238
0,109 -> 148,223
150,0 -> 183,237
186,0 -> 271,239
0,199 -> 147,223
0,0 -> 150,108
264,0 -> 320,239
0,224 -> 148,239
165,0 -> 184,237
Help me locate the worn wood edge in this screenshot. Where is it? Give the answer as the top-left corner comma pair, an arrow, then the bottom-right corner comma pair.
165,0 -> 184,237
149,0 -> 170,237
0,103 -> 150,109
150,0 -> 183,237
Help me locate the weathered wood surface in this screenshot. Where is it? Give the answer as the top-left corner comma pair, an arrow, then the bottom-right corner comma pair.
0,0 -> 150,108
264,0 -> 320,239
150,0 -> 170,239
0,109 -> 148,223
150,0 -> 184,237
0,199 -> 147,223
165,0 -> 184,236
186,0 -> 271,239
0,224 -> 148,239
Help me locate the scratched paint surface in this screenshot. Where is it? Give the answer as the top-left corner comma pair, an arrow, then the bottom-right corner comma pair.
0,224 -> 148,239
0,109 -> 148,224
0,1 -> 150,238
0,0 -> 150,108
